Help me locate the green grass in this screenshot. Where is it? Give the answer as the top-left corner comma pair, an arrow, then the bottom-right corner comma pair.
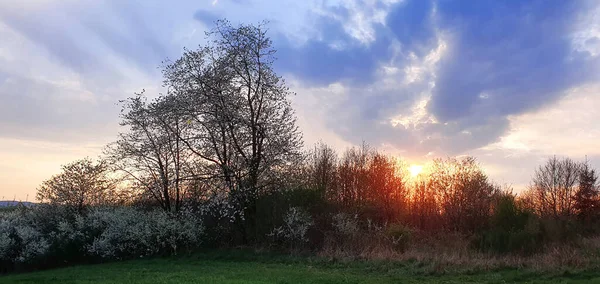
2,251 -> 600,283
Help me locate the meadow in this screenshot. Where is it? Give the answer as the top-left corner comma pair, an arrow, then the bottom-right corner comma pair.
3,251 -> 600,284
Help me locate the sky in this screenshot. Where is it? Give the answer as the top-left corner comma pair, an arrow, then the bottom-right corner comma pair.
2,0 -> 600,200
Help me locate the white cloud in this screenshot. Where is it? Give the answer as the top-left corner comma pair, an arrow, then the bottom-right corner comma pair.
486,84 -> 600,157
313,0 -> 401,45
471,83 -> 600,191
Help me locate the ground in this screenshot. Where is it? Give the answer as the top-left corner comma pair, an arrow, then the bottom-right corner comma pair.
2,251 -> 600,283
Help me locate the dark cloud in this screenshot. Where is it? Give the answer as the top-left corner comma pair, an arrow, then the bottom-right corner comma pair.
429,0 -> 600,122
386,0 -> 435,53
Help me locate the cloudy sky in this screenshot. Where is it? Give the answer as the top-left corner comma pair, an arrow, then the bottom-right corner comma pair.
2,0 -> 600,200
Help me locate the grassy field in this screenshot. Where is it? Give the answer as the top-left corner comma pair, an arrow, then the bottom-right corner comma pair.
2,251 -> 600,284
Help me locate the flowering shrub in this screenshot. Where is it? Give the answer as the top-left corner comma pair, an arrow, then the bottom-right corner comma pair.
269,207 -> 313,247
0,210 -> 50,265
0,206 -> 204,272
85,207 -> 204,258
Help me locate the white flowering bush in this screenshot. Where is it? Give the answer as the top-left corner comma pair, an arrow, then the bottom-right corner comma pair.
198,191 -> 244,224
84,207 -> 204,259
269,207 -> 313,247
194,191 -> 247,246
0,205 -> 205,272
0,209 -> 50,268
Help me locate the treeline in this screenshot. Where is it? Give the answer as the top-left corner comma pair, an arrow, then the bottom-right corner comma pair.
2,20 -> 600,272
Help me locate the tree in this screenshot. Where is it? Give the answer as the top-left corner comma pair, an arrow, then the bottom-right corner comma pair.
409,178 -> 439,231
162,20 -> 303,241
573,161 -> 599,223
336,144 -> 370,208
427,157 -> 497,232
105,94 -> 197,212
530,156 -> 581,218
36,158 -> 115,212
307,142 -> 338,198
366,153 -> 407,223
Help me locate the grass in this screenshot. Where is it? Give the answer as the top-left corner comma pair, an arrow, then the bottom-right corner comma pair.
3,250 -> 600,283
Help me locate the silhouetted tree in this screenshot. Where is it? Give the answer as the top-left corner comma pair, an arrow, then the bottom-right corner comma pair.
428,157 -> 497,232
308,142 -> 338,198
573,161 -> 599,224
367,153 -> 407,223
409,178 -> 440,231
105,94 -> 196,212
530,156 -> 581,219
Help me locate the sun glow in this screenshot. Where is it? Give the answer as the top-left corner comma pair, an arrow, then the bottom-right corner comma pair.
409,164 -> 423,177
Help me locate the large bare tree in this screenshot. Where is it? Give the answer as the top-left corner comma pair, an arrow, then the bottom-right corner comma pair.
427,157 -> 497,232
162,20 -> 303,240
530,156 -> 581,218
105,93 -> 198,212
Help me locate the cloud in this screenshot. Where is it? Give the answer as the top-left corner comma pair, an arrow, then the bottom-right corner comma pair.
429,1 -> 600,122
271,0 -> 600,158
3,0 -> 600,199
386,0 -> 435,50
272,1 -> 404,85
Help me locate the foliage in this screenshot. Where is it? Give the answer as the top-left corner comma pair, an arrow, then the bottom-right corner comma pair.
0,205 -> 204,272
476,193 -> 543,254
427,157 -> 498,232
85,207 -> 204,259
161,20 -> 303,242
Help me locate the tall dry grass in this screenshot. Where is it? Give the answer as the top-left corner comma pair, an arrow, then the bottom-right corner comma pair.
318,230 -> 600,273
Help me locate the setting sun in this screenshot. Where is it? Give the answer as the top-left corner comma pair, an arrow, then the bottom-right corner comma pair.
409,164 -> 423,177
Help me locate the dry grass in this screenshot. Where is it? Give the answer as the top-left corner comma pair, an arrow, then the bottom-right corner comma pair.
318,231 -> 600,273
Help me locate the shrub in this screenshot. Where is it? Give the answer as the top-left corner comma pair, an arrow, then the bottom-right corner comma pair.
0,206 -> 204,272
331,213 -> 359,236
269,207 -> 313,248
386,223 -> 412,252
85,207 -> 204,259
476,194 -> 543,254
0,209 -> 50,266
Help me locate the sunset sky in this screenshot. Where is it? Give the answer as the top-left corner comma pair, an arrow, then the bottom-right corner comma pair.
2,0 -> 600,200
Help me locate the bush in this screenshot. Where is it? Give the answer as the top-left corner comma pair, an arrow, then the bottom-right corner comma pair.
269,207 -> 313,249
0,209 -> 50,268
331,213 -> 359,236
475,195 -> 543,254
385,223 -> 412,252
0,206 -> 204,273
85,207 -> 204,259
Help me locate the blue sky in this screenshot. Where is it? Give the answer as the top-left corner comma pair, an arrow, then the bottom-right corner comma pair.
2,0 -> 600,199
